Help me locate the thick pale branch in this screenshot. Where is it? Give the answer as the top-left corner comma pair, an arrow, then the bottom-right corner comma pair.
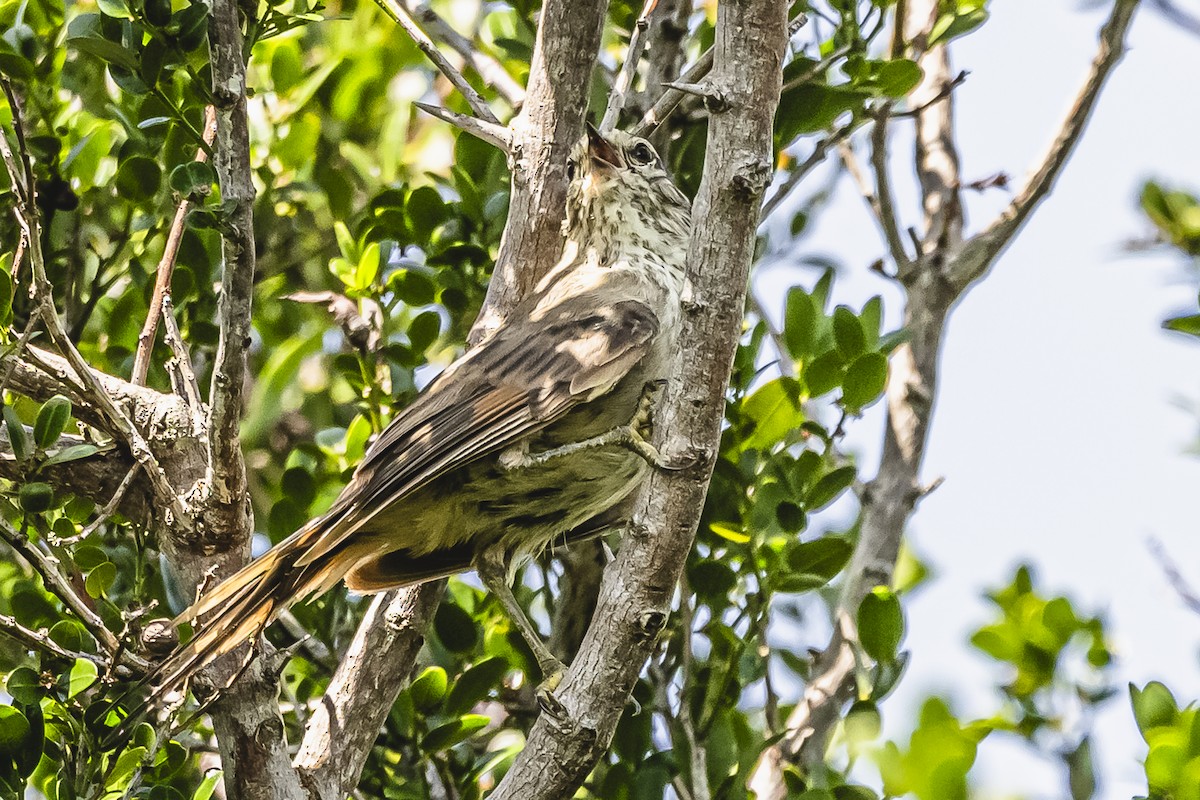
468,0 -> 610,344
951,0 -> 1140,288
488,0 -> 788,795
294,584 -> 442,799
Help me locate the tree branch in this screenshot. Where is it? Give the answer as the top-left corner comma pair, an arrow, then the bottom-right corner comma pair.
951,0 -> 1140,288
375,0 -> 501,125
131,105 -> 217,388
599,0 -> 659,132
294,584 -> 442,799
205,0 -> 256,547
413,102 -> 511,152
404,1 -> 526,107
468,0 -> 610,344
747,1 -> 1142,794
488,0 -> 788,795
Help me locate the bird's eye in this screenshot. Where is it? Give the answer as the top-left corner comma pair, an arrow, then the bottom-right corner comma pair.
628,142 -> 655,166
566,159 -> 577,180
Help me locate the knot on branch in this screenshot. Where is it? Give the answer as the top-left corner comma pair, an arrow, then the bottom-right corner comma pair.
637,609 -> 667,640
731,156 -> 774,199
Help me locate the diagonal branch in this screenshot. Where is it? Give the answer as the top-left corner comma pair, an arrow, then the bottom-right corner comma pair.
600,0 -> 660,132
131,105 -> 217,388
748,1 -> 1143,795
413,101 -> 511,152
488,0 -> 789,795
294,584 -> 442,797
951,0 -> 1140,288
374,0 -> 501,125
403,1 -> 526,108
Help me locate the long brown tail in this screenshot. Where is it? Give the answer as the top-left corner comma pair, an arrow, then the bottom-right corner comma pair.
101,518 -> 352,748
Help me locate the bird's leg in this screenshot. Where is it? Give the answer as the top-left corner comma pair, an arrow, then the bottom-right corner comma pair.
474,545 -> 570,719
499,380 -> 691,471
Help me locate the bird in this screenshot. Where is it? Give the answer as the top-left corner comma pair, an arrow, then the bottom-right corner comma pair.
114,123 -> 693,736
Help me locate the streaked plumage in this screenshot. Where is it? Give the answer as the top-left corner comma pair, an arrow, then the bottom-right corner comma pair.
126,126 -> 693,726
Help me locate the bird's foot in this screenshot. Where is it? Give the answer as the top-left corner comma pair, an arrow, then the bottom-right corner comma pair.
534,660 -> 569,722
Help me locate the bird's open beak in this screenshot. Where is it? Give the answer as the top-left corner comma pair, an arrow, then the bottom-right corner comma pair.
585,123 -> 623,171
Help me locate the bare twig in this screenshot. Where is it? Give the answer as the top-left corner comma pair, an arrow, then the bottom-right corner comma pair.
374,0 -> 501,125
413,101 -> 511,152
403,1 -> 526,107
51,467 -> 139,547
131,105 -> 217,388
600,0 -> 660,132
633,12 -> 806,137
1149,537 -> 1200,616
951,0 -> 1139,288
759,119 -> 858,222
0,611 -> 102,664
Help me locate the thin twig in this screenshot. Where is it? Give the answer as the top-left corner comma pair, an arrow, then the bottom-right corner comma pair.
749,291 -> 794,377
374,0 -> 500,125
1149,537 -> 1200,616
0,516 -> 121,654
759,119 -> 858,222
0,611 -> 102,664
160,295 -> 203,412
403,1 -> 525,107
50,467 -> 139,546
131,105 -> 217,387
413,101 -> 511,152
867,110 -> 913,269
890,70 -> 968,119
600,0 -> 660,132
779,44 -> 853,93
0,309 -> 43,396
633,12 -> 807,136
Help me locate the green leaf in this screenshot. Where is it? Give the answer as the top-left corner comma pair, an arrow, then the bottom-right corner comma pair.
689,559 -> 737,598
802,351 -> 845,398
709,522 -> 750,544
169,161 -> 215,197
434,602 -> 479,653
67,36 -> 139,70
409,666 -> 448,712
740,378 -> 804,450
19,482 -> 55,513
85,561 -> 117,598
858,587 -> 904,662
805,465 -> 856,510
860,296 -> 883,349
388,269 -> 436,306
48,620 -> 85,652
96,0 -> 135,18
928,8 -> 989,46
0,706 -> 30,756
334,220 -> 358,262
192,769 -> 222,800
783,288 -> 816,358
842,353 -> 889,412
33,395 -> 72,449
5,668 -> 42,705
1131,681 -> 1178,738
408,310 -> 441,353
874,59 -> 923,97
445,657 -> 509,717
108,745 -> 147,787
422,714 -> 490,752
1163,314 -> 1200,337
406,186 -> 449,244
3,406 -> 29,462
144,0 -> 173,25
44,443 -> 101,466
353,242 -> 382,291
833,306 -> 866,360
0,52 -> 35,81
67,658 -> 98,699
115,155 -> 162,202
788,537 -> 853,580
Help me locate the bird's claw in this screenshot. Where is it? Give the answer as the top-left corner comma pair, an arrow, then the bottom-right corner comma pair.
535,662 -> 569,723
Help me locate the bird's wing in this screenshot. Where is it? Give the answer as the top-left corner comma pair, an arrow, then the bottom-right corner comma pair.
291,294 -> 662,568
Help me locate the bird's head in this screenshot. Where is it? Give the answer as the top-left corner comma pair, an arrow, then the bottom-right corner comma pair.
563,124 -> 691,263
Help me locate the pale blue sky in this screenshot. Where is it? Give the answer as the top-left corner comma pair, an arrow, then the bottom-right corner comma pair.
762,1 -> 1200,796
